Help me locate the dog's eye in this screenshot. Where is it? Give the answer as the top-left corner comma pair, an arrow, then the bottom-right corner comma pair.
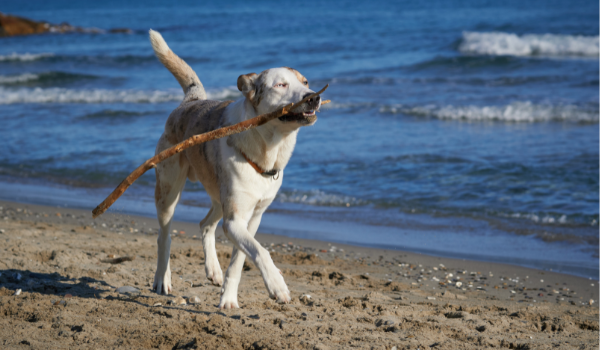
303,81 -> 308,86
274,83 -> 287,88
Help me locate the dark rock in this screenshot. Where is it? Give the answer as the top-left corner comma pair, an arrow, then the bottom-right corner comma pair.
109,28 -> 133,34
0,12 -> 49,37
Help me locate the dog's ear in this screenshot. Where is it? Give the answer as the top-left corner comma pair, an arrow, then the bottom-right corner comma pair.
237,73 -> 257,100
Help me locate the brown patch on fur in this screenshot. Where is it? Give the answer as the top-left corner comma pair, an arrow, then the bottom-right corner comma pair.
237,73 -> 260,110
284,67 -> 308,88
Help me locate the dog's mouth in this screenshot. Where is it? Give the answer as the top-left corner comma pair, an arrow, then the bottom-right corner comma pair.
278,110 -> 317,123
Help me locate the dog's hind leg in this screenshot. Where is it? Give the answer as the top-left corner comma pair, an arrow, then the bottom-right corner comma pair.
218,206 -> 265,309
153,136 -> 189,295
200,202 -> 224,286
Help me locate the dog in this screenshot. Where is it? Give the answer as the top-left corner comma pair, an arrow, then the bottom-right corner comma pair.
148,30 -> 321,308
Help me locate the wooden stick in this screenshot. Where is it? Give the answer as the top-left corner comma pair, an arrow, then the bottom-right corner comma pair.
92,84 -> 329,218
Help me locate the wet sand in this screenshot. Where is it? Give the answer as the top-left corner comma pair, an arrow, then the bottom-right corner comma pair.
0,199 -> 597,349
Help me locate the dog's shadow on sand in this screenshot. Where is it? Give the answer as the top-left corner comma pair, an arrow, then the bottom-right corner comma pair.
0,268 -> 112,298
0,268 -> 223,317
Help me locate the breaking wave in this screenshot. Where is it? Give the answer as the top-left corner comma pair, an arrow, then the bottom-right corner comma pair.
381,101 -> 599,123
0,86 -> 240,104
0,52 -> 55,62
458,32 -> 599,58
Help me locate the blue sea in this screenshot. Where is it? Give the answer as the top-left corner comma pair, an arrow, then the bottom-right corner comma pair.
0,0 -> 598,278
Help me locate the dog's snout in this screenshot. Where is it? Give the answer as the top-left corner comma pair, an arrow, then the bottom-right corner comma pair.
302,92 -> 321,104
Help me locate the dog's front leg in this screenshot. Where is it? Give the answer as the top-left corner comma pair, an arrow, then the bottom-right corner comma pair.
222,211 -> 290,304
219,207 -> 266,309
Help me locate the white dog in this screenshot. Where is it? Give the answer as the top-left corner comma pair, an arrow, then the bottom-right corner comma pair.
148,30 -> 321,308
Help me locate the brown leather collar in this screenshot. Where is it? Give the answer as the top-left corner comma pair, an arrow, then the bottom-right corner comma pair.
240,151 -> 279,177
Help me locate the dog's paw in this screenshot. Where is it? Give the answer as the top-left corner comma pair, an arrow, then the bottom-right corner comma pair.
152,269 -> 172,295
205,256 -> 223,286
264,267 -> 290,304
218,294 -> 240,309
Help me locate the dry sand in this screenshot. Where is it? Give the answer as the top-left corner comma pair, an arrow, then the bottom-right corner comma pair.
0,200 -> 597,349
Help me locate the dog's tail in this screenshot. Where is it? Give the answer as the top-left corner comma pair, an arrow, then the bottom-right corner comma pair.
149,29 -> 207,100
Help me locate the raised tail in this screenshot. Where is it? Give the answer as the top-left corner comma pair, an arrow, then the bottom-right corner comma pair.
149,29 -> 206,101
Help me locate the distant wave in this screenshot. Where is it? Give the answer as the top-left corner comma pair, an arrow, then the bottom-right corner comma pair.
459,31 -> 599,58
381,101 -> 599,123
0,72 -> 99,85
0,52 -> 54,62
78,109 -> 155,120
0,52 -> 211,65
277,189 -> 365,207
0,86 -> 240,104
0,73 -> 39,84
207,86 -> 241,100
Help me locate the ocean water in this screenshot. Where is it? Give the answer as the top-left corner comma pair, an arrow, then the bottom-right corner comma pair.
0,0 -> 598,278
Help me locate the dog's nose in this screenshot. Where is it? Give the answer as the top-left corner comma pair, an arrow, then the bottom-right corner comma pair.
302,92 -> 321,104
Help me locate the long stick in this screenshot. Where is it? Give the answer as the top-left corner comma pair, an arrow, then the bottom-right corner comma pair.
92,84 -> 329,218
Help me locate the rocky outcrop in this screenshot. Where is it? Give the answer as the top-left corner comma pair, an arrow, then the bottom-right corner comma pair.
0,12 -> 130,37
0,12 -> 49,37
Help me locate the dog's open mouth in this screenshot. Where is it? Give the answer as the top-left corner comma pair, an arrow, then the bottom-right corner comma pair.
278,110 -> 316,123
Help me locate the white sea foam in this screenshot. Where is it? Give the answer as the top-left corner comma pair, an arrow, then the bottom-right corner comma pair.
0,52 -> 54,62
508,212 -> 568,225
0,73 -> 39,84
0,87 -> 183,104
277,189 -> 364,207
459,31 -> 599,57
0,86 -> 240,104
206,86 -> 241,100
382,101 -> 599,123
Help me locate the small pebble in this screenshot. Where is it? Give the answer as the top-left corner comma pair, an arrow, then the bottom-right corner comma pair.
426,296 -> 436,300
116,286 -> 139,294
65,294 -> 73,298
115,286 -> 140,298
188,296 -> 201,304
589,299 -> 594,305
170,296 -> 186,305
14,289 -> 21,296
455,282 -> 463,288
152,303 -> 162,307
300,294 -> 312,304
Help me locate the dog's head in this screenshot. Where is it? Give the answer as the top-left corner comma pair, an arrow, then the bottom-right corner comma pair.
237,67 -> 320,126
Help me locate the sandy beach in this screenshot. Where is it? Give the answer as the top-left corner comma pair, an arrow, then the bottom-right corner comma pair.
0,199 -> 597,349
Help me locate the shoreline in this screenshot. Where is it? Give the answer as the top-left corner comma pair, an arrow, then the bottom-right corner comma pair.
0,198 -> 598,349
0,178 -> 597,280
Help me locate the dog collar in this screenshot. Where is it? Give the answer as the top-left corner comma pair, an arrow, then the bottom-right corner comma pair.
240,151 -> 279,178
